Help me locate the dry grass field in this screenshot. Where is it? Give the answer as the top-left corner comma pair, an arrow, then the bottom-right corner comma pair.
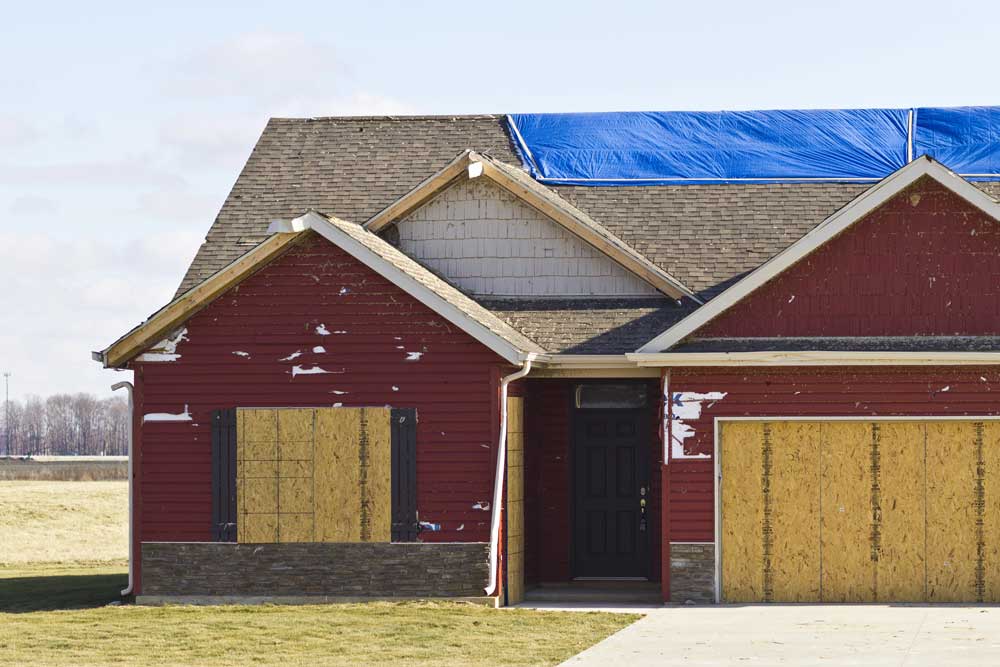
0,480 -> 128,565
0,458 -> 127,481
0,481 -> 636,666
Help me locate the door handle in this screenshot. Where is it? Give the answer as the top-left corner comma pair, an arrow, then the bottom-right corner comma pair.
639,487 -> 648,532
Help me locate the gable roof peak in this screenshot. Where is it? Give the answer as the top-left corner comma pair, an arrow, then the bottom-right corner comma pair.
636,156 -> 1000,353
364,150 -> 701,302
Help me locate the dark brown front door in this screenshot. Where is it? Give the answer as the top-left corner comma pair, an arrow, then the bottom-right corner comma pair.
572,409 -> 649,578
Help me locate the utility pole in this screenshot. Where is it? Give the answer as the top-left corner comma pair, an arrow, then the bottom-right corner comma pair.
3,373 -> 9,458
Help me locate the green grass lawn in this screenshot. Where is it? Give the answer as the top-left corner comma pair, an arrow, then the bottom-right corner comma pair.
0,481 -> 637,666
0,565 -> 635,666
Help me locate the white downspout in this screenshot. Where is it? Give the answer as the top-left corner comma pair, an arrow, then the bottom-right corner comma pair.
485,355 -> 535,596
112,380 -> 135,597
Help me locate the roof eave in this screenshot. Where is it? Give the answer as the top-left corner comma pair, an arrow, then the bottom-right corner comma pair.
96,232 -> 309,369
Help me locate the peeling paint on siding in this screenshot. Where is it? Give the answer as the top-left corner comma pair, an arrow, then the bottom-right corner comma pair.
143,405 -> 193,423
669,391 -> 727,460
137,328 -> 189,362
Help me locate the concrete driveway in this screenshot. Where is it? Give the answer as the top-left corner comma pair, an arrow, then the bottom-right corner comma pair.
563,605 -> 1000,666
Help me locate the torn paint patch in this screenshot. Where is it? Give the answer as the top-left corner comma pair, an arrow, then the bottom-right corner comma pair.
280,350 -> 303,361
472,501 -> 491,511
143,404 -> 193,424
669,391 -> 728,460
329,390 -> 348,395
392,386 -> 399,392
312,346 -> 326,353
419,521 -> 441,532
456,524 -> 465,531
405,351 -> 423,361
315,324 -> 331,335
137,327 -> 189,362
290,365 -> 330,377
338,287 -> 349,295
232,351 -> 251,358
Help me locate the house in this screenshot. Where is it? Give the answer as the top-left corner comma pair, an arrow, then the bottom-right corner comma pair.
95,108 -> 1000,605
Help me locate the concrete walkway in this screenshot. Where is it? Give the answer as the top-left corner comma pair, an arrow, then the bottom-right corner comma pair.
563,605 -> 1000,666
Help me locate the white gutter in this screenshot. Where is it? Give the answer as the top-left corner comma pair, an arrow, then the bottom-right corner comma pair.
112,380 -> 135,597
485,354 -> 535,597
627,351 -> 1000,367
534,354 -> 634,368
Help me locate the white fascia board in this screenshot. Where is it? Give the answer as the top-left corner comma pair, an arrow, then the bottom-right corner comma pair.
297,212 -> 528,365
636,157 -> 1000,354
627,351 -> 1000,367
534,354 -> 636,368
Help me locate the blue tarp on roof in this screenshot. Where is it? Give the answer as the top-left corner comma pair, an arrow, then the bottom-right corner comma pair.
914,107 -> 1000,177
507,107 -> 1000,185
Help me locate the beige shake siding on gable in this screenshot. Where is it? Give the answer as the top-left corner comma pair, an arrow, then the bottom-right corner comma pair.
395,177 -> 660,297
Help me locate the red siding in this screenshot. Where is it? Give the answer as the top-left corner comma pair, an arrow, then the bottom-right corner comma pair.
136,235 -> 511,561
524,380 -> 571,583
699,178 -> 1000,338
666,366 -> 1000,542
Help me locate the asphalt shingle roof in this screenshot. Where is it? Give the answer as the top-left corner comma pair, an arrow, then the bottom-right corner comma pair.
179,116 -> 521,293
174,115 -> 1000,354
481,298 -> 698,354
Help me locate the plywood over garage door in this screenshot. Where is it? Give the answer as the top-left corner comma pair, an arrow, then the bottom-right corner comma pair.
720,419 -> 1000,603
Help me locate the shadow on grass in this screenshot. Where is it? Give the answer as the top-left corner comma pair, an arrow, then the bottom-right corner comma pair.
0,571 -> 127,613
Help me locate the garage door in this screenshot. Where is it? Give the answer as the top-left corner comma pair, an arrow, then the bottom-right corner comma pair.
719,420 -> 1000,603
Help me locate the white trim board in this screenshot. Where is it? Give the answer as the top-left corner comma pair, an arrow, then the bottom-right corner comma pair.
628,351 -> 1000,367
711,413 -> 1000,603
637,157 -> 1000,354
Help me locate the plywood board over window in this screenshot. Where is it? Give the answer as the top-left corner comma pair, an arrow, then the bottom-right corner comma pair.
236,407 -> 392,544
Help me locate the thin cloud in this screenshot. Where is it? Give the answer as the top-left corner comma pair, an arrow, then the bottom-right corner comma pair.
0,157 -> 187,189
165,31 -> 345,105
0,228 -> 203,399
0,113 -> 38,148
9,195 -> 58,216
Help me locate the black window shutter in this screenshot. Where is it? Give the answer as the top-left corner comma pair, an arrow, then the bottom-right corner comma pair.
211,408 -> 238,542
391,408 -> 418,542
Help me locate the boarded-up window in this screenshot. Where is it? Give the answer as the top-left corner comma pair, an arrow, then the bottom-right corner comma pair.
208,406 -> 419,544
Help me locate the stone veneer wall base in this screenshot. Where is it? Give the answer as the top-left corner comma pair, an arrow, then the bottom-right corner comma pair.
670,542 -> 715,604
141,542 -> 490,599
136,595 -> 496,607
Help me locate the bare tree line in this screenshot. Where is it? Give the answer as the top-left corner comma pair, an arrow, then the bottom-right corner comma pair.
1,394 -> 129,457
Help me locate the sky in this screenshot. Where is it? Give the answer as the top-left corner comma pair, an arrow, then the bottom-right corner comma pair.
2,0 -> 999,400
